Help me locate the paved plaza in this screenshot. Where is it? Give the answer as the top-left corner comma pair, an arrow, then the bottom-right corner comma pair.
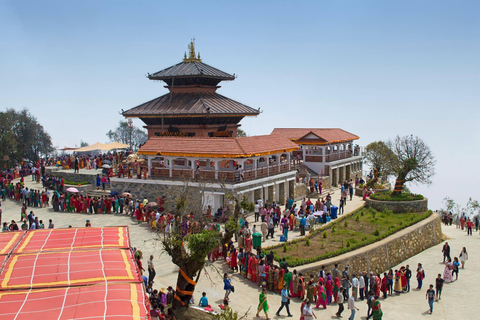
1,177 -> 477,319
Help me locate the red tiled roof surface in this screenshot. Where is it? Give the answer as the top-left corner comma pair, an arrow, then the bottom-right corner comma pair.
271,128 -> 359,144
138,135 -> 299,158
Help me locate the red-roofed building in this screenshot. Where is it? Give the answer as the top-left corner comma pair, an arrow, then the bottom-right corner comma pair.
114,42 -> 362,209
272,128 -> 362,186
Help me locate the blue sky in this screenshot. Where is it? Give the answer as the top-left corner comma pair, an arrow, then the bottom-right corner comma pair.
1,1 -> 479,209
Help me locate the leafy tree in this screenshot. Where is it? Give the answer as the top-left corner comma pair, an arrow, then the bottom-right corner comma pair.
106,121 -> 147,151
237,129 -> 247,137
80,140 -> 89,147
388,135 -> 436,196
363,141 -> 394,182
0,108 -> 53,166
442,196 -> 456,212
159,180 -> 253,311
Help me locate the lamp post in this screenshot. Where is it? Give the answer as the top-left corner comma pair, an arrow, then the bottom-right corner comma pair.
128,119 -> 133,152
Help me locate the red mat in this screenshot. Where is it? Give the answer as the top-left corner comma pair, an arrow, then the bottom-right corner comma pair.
0,249 -> 140,290
0,282 -> 149,320
13,227 -> 130,254
0,231 -> 25,255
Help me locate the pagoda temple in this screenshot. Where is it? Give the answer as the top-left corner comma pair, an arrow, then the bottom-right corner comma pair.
122,40 -> 259,138
114,41 -> 362,210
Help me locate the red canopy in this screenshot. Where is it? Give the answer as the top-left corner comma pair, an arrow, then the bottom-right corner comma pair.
14,227 -> 130,254
0,231 -> 25,255
0,227 -> 150,320
0,282 -> 149,320
0,249 -> 140,290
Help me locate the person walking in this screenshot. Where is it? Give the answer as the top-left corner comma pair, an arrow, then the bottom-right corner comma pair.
147,255 -> 156,285
335,287 -> 345,317
223,273 -> 233,300
348,294 -> 359,320
371,296 -> 382,320
442,242 -> 450,263
302,300 -> 317,320
426,284 -> 435,314
435,274 -> 444,300
256,287 -> 269,319
276,284 -> 293,317
459,247 -> 468,268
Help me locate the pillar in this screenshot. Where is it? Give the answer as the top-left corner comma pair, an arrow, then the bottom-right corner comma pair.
287,153 -> 291,170
191,158 -> 196,179
254,157 -> 258,178
169,158 -> 173,178
288,180 -> 295,199
214,160 -> 219,179
279,182 -> 286,204
147,156 -> 153,178
268,186 -> 274,203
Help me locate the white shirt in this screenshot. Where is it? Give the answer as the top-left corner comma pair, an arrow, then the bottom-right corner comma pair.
257,199 -> 263,207
352,277 -> 359,288
303,305 -> 314,320
348,296 -> 356,310
255,204 -> 260,213
359,276 -> 365,289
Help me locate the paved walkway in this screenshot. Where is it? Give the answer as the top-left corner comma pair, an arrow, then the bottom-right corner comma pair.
2,178 -> 475,319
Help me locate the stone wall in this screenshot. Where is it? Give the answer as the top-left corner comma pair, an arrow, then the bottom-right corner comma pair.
294,183 -> 308,201
45,168 -> 97,184
295,213 -> 442,275
366,198 -> 428,213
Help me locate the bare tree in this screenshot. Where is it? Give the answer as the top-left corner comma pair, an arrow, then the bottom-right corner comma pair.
387,135 -> 436,196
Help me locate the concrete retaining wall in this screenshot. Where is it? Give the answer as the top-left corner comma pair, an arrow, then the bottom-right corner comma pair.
365,198 -> 428,213
295,213 -> 442,275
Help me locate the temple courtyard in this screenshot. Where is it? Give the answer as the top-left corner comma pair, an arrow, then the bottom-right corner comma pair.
1,177 -> 477,319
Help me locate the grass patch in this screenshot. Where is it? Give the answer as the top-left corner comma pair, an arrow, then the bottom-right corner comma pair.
370,192 -> 424,201
266,207 -> 432,267
64,180 -> 91,186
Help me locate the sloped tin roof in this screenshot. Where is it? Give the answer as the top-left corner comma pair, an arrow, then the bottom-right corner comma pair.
123,92 -> 259,117
148,61 -> 235,80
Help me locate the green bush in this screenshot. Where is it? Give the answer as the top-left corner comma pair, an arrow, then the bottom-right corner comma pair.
370,192 -> 424,201
305,238 -> 311,246
283,243 -> 287,253
355,216 -> 360,222
323,231 -> 327,238
373,229 -> 380,236
346,240 -> 351,247
344,221 -> 349,228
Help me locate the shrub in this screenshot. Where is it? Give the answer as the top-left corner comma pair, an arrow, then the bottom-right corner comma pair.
323,231 -> 327,238
370,192 -> 424,201
332,226 -> 336,233
283,243 -> 287,253
346,240 -> 351,247
373,229 -> 380,236
305,238 -> 311,246
355,216 -> 360,222
344,221 -> 349,228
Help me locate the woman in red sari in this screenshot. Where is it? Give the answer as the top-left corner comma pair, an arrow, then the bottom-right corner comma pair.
400,267 -> 407,292
289,212 -> 295,231
251,256 -> 258,283
244,235 -> 252,253
381,273 -> 388,299
298,273 -> 306,299
374,274 -> 382,297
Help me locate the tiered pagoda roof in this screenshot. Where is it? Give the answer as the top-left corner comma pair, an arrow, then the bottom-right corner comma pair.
122,40 -> 259,121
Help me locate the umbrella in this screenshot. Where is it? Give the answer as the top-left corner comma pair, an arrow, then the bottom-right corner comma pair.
66,187 -> 79,193
103,159 -> 112,164
121,192 -> 132,198
146,202 -> 158,208
102,164 -> 111,169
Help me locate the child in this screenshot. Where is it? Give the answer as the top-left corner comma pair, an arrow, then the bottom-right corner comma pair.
85,219 -> 91,227
199,292 -> 210,308
452,257 -> 460,280
426,285 -> 435,314
435,274 -> 444,300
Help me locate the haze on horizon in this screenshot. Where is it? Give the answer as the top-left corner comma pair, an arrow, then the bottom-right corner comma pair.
1,0 -> 479,210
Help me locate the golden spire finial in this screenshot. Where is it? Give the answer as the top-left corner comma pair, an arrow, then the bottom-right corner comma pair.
183,38 -> 202,62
